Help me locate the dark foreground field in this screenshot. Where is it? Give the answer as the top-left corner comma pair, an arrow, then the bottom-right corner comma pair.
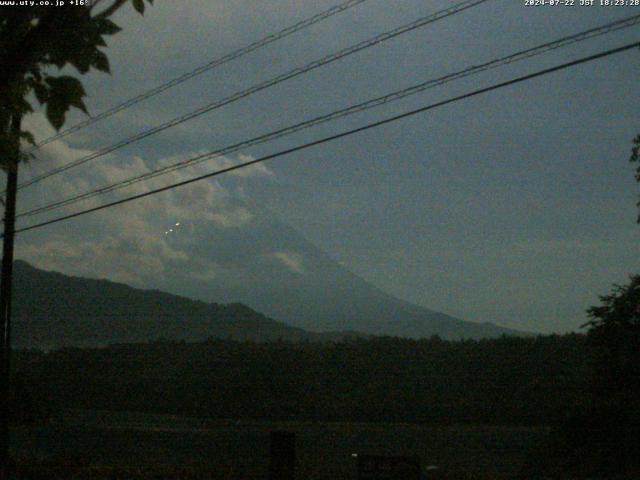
11,410 -> 549,479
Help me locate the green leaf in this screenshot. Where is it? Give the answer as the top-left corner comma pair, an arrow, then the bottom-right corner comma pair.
97,18 -> 122,36
33,83 -> 49,104
19,130 -> 36,146
94,36 -> 108,47
46,97 -> 66,131
132,0 -> 145,14
68,46 -> 96,74
16,96 -> 33,115
47,76 -> 88,111
43,75 -> 89,130
93,50 -> 110,73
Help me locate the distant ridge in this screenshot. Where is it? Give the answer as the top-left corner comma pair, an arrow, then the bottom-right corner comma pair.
11,260 -> 362,349
12,254 -> 530,350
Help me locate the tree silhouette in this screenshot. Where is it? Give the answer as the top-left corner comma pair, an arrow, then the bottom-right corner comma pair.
0,2 -> 152,478
584,277 -> 640,375
630,134 -> 640,222
584,276 -> 640,428
0,0 -> 153,162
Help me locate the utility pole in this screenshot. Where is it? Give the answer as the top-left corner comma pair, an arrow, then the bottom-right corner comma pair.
0,114 -> 21,480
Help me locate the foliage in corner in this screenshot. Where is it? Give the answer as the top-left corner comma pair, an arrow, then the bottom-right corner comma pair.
0,0 -> 153,170
584,275 -> 640,399
630,134 -> 640,222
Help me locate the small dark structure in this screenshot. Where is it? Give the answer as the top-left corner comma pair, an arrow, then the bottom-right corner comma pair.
269,431 -> 296,480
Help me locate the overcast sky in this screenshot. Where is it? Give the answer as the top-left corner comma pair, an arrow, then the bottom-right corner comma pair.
11,0 -> 640,333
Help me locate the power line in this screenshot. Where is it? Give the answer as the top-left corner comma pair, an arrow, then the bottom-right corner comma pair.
29,0 -> 369,150
17,0 -> 490,191
14,41 -> 640,236
17,13 -> 640,219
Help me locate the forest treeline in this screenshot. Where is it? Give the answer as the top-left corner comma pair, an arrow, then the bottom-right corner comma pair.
13,334 -> 591,426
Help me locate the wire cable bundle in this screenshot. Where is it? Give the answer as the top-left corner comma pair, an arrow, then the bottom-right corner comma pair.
18,13 -> 640,220
5,0 -> 639,237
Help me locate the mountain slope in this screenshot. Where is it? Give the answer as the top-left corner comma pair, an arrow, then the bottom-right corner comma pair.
14,205 -> 531,343
166,211 -> 530,339
11,260 -> 359,349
